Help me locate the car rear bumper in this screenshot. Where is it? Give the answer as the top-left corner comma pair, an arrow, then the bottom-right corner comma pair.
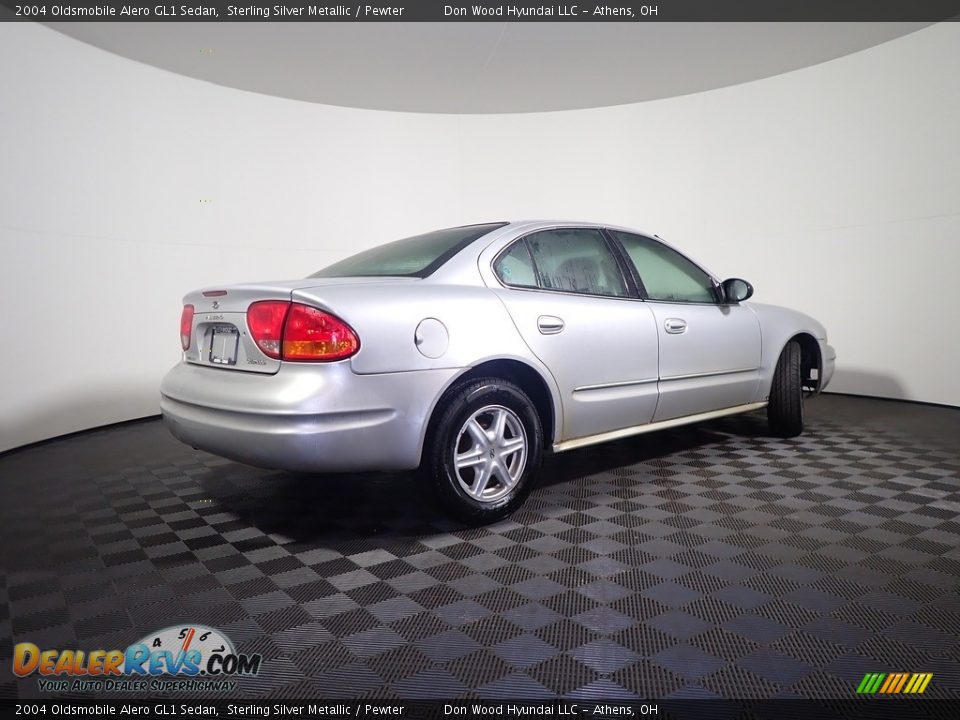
159,361 -> 459,473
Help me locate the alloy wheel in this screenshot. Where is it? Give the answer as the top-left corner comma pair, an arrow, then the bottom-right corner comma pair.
452,404 -> 528,503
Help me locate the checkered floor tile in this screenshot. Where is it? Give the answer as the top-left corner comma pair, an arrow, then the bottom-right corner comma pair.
1,395 -> 958,700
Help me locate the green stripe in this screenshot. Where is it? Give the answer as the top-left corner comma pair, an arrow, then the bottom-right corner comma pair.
856,674 -> 874,693
869,673 -> 887,693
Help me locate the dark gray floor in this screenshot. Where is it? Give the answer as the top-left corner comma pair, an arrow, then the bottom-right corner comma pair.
1,395 -> 959,700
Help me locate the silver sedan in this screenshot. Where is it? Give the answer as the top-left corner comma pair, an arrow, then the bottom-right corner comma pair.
161,221 -> 836,522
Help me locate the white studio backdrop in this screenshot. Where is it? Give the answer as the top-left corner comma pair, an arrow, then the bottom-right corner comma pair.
1,22 -> 958,453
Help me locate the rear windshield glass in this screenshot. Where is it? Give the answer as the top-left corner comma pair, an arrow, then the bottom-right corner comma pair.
310,223 -> 508,278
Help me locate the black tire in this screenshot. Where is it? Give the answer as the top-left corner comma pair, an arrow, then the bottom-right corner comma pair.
423,377 -> 543,524
767,340 -> 804,438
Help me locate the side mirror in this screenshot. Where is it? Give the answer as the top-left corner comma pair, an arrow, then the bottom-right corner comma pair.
721,278 -> 754,303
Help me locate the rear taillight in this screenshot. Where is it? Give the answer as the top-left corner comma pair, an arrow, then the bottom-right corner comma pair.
247,301 -> 290,359
180,305 -> 195,350
247,301 -> 359,362
282,304 -> 360,361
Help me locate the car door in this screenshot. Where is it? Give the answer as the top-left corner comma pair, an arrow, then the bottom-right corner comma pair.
491,227 -> 660,442
608,231 -> 762,422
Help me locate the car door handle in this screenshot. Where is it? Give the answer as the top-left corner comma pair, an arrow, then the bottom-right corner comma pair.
664,318 -> 687,334
537,315 -> 565,335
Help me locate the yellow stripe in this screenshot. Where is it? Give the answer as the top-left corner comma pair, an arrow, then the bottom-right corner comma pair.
893,673 -> 910,693
913,674 -> 926,693
904,674 -> 920,693
911,673 -> 928,694
879,674 -> 896,693
913,673 -> 927,694
917,673 -> 933,694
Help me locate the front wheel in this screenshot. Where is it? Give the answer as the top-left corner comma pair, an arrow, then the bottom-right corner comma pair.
767,340 -> 804,437
423,377 -> 543,524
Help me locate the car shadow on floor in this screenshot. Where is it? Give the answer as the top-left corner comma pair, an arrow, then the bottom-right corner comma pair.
196,410 -> 776,546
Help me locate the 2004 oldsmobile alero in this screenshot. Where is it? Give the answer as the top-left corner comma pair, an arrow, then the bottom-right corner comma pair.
160,221 -> 836,522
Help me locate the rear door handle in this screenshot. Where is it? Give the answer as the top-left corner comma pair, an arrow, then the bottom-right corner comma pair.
537,315 -> 565,335
664,318 -> 687,334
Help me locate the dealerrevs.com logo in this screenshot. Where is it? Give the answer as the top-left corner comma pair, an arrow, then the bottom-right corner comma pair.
13,625 -> 261,693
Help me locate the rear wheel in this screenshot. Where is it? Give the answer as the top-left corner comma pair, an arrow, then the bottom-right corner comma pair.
423,377 -> 543,524
768,340 -> 804,437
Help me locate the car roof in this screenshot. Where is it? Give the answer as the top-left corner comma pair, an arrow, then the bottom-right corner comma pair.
498,219 -> 659,236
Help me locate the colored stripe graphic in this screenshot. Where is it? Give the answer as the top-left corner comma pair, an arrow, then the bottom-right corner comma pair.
879,673 -> 897,693
906,673 -> 933,694
857,672 -> 933,694
892,673 -> 909,693
858,673 -> 878,693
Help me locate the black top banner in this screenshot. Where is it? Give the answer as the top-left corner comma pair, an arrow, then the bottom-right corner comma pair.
1,0 -> 960,22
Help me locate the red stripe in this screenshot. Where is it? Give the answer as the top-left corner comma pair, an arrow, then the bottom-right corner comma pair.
181,627 -> 196,653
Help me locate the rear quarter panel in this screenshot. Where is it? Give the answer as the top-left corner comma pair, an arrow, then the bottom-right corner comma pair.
293,281 -> 565,442
293,283 -> 525,373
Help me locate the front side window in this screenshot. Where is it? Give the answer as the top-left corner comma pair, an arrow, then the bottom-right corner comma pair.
496,228 -> 628,298
311,223 -> 507,278
610,231 -> 717,304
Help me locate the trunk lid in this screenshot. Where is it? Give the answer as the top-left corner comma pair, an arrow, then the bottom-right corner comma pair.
182,277 -> 414,374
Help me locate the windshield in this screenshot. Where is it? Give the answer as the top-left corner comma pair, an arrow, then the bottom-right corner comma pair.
310,223 -> 508,278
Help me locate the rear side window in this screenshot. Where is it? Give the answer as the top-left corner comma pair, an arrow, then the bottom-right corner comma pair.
493,242 -> 538,288
496,228 -> 628,298
611,231 -> 717,304
311,223 -> 507,278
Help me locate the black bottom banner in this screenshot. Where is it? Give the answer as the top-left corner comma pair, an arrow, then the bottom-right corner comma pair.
1,700 -> 958,720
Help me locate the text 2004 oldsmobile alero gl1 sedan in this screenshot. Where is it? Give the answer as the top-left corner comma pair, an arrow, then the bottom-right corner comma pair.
161,221 -> 836,522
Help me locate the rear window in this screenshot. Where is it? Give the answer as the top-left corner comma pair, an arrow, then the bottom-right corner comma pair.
311,223 -> 507,279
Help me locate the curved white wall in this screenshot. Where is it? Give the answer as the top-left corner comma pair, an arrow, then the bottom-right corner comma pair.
2,23 -> 958,453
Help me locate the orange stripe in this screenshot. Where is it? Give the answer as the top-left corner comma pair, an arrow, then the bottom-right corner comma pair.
893,673 -> 910,693
879,674 -> 896,693
886,673 -> 901,693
